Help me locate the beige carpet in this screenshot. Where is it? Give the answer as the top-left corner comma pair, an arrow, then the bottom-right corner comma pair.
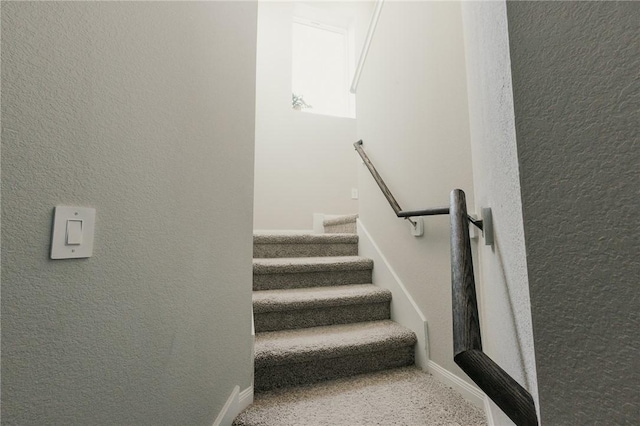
233,366 -> 487,426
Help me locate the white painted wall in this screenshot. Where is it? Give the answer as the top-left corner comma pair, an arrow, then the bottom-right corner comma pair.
355,1 -> 476,383
1,2 -> 256,424
253,2 -> 368,230
461,2 -> 539,423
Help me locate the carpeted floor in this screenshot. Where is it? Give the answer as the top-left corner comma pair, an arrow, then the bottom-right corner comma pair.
233,366 -> 487,426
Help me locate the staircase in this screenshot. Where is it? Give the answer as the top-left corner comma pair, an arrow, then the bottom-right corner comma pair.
234,216 -> 487,425
251,228 -> 417,392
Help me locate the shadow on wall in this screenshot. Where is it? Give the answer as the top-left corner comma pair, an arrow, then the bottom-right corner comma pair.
492,240 -> 531,390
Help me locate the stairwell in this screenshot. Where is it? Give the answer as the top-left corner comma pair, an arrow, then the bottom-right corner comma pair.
234,216 -> 486,425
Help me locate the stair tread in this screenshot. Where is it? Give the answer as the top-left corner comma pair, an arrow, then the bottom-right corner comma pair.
235,367 -> 487,425
255,320 -> 416,367
254,233 -> 358,245
253,284 -> 391,313
253,256 -> 373,274
323,214 -> 358,227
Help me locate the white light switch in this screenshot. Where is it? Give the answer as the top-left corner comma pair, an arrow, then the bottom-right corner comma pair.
66,220 -> 83,245
51,206 -> 96,259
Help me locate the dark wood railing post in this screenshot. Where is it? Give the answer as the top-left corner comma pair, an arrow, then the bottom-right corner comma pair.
450,189 -> 482,355
450,189 -> 538,426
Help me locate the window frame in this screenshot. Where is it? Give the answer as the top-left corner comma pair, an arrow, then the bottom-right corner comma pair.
291,16 -> 355,118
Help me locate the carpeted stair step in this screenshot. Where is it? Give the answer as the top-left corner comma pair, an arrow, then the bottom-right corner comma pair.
323,214 -> 358,234
253,233 -> 358,258
254,320 -> 416,391
253,256 -> 373,291
253,284 -> 392,332
234,367 -> 487,426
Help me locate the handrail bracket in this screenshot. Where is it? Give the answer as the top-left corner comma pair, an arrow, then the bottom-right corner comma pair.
468,215 -> 483,231
404,217 -> 417,227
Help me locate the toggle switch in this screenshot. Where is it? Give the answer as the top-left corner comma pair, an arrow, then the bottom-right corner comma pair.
66,219 -> 83,245
51,206 -> 96,259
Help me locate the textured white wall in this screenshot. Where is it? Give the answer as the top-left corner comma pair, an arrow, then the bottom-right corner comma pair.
461,2 -> 538,423
1,2 -> 257,424
506,2 -> 640,423
356,1 -> 475,382
253,2 -> 364,230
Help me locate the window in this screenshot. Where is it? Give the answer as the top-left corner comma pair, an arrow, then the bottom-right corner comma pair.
292,18 -> 354,118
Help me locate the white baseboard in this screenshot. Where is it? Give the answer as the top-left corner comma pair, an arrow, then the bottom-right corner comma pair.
212,385 -> 253,426
484,395 -> 496,426
238,386 -> 254,413
357,220 -> 429,370
212,386 -> 239,426
427,360 -> 485,410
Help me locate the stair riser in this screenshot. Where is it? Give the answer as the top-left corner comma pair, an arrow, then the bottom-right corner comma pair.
254,270 -> 372,291
254,302 -> 390,333
254,346 -> 415,391
324,223 -> 357,234
254,243 -> 358,258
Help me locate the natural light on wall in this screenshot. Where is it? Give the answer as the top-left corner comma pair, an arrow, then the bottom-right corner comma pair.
292,18 -> 355,118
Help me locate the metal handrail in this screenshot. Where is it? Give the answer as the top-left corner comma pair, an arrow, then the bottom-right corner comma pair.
353,140 -> 482,229
354,140 -> 538,425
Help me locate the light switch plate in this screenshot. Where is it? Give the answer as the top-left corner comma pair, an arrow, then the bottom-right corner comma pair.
51,206 -> 96,259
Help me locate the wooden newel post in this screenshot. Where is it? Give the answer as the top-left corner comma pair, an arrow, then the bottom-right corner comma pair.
450,189 -> 482,356
449,189 -> 538,426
